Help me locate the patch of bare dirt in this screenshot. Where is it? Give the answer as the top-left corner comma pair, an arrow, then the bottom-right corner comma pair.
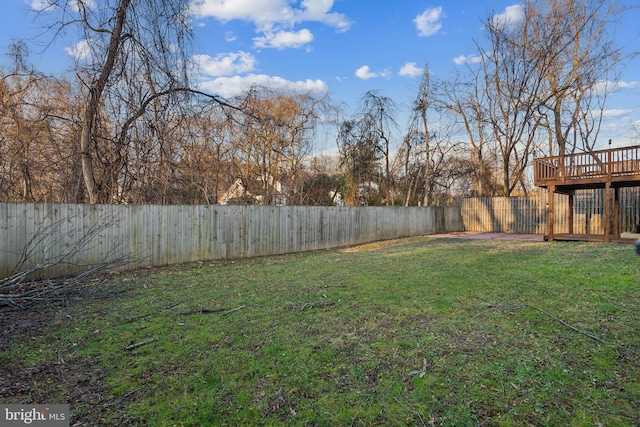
339,236 -> 430,253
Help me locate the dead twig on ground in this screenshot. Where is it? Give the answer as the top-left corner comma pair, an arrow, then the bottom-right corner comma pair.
408,358 -> 431,378
223,305 -> 245,316
473,303 -> 606,344
178,307 -> 229,315
120,299 -> 191,323
125,338 -> 157,351
301,301 -> 336,311
164,299 -> 191,310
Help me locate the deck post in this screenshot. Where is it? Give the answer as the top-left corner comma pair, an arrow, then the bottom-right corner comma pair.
548,185 -> 555,241
568,191 -> 574,235
604,182 -> 611,242
614,186 -> 620,236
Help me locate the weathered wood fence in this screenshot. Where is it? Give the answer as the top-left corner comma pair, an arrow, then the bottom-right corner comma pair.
5,190 -> 639,279
461,188 -> 640,235
0,203 -> 463,279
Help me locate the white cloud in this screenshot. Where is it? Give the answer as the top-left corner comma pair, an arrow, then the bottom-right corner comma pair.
492,4 -> 524,27
355,65 -> 391,80
65,39 -> 94,61
593,79 -> 640,96
355,66 -> 376,80
254,29 -> 314,49
601,109 -> 633,118
399,62 -> 423,77
612,80 -> 640,91
191,0 -> 288,25
296,0 -> 351,32
198,74 -> 328,98
191,0 -> 351,31
453,55 -> 482,65
193,51 -> 256,77
414,7 -> 443,37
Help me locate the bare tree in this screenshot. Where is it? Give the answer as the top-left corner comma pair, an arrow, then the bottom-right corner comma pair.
224,87 -> 324,205
399,101 -> 462,206
437,72 -> 497,197
0,42 -> 84,203
176,102 -> 237,204
35,0 -> 195,203
296,154 -> 343,206
521,0 -> 628,155
360,91 -> 398,205
479,12 -> 547,196
396,129 -> 423,206
337,118 -> 379,206
413,65 -> 433,206
337,91 -> 397,205
433,0 -> 630,198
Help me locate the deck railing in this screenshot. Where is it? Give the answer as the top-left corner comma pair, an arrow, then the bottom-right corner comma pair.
534,145 -> 640,186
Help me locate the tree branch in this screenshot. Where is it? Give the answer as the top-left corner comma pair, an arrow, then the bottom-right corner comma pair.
473,303 -> 606,344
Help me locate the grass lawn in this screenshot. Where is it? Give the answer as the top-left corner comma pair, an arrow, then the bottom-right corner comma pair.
1,236 -> 639,426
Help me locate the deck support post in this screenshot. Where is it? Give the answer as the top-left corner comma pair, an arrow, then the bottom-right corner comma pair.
548,185 -> 555,241
568,191 -> 574,235
614,186 -> 620,236
605,182 -> 611,242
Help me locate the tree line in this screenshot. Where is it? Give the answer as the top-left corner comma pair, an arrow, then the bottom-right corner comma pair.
0,0 -> 634,206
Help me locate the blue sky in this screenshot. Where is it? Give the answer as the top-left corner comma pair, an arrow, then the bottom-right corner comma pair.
1,0 -> 639,151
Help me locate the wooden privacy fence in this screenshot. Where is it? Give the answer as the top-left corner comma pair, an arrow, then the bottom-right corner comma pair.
461,188 -> 640,235
0,203 -> 463,279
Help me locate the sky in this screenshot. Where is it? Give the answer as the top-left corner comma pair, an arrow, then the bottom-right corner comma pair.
1,0 -> 639,153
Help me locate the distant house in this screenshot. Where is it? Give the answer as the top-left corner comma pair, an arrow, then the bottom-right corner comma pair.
218,176 -> 290,206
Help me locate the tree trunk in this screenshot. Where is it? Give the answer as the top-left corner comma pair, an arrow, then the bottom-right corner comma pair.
553,97 -> 565,156
80,0 -> 131,204
420,67 -> 431,207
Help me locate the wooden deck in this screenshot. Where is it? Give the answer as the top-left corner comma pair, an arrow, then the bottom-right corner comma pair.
534,145 -> 640,190
534,145 -> 640,242
543,234 -> 637,244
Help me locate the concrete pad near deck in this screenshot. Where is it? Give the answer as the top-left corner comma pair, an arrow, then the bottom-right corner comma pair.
620,232 -> 640,240
429,232 -> 544,242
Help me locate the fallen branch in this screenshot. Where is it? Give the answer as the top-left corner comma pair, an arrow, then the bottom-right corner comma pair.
1,210 -> 137,308
408,358 -> 431,378
301,301 -> 336,311
474,303 -> 606,344
178,307 -> 229,315
124,313 -> 153,323
121,299 -> 191,323
223,305 -> 245,316
125,338 -> 157,351
524,304 -> 606,344
472,304 -> 527,319
164,299 -> 191,310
